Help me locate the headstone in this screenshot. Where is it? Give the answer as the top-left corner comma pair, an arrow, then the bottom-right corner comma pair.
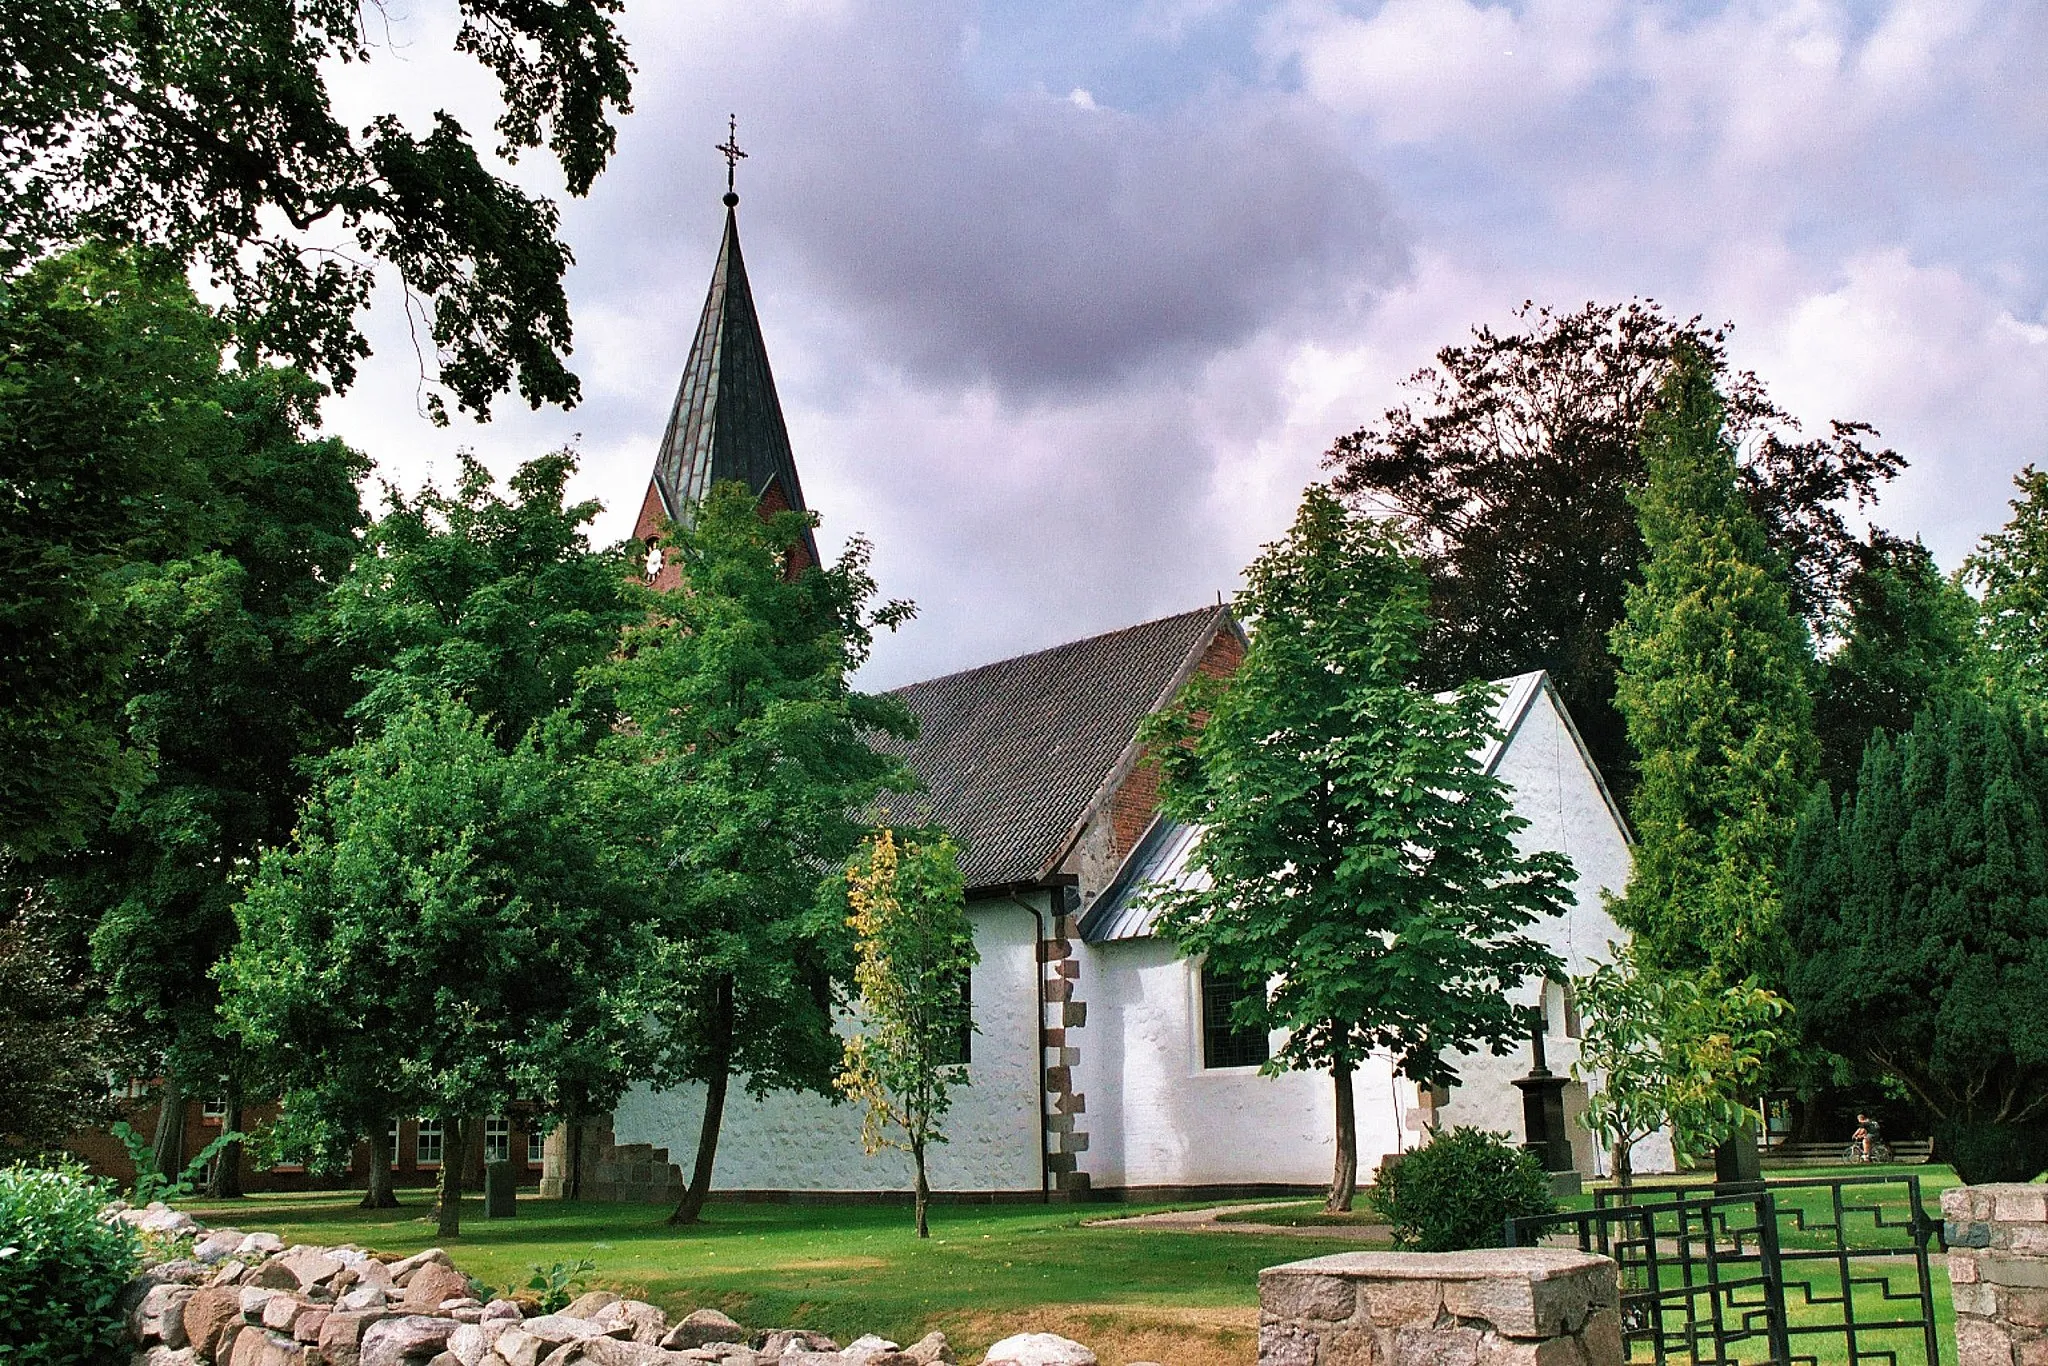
485,1160 -> 518,1219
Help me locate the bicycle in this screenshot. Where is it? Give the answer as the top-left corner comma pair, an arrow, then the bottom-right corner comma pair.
1844,1138 -> 1894,1163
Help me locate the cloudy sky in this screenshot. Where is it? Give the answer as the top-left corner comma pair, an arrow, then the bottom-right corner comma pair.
323,0 -> 2048,688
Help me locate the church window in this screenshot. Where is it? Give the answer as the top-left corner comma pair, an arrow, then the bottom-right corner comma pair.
415,1119 -> 443,1167
484,1116 -> 510,1164
1200,965 -> 1269,1069
942,969 -> 973,1066
529,1125 -> 547,1166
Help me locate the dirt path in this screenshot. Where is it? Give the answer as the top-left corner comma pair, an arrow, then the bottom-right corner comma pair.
1083,1202 -> 1391,1241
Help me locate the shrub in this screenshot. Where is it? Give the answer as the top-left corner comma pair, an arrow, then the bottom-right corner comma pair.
1367,1127 -> 1559,1251
0,1162 -> 141,1365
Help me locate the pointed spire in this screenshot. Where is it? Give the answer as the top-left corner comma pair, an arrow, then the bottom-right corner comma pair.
636,135 -> 817,574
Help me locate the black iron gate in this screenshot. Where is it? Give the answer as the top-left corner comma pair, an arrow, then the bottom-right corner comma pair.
1504,1173 -> 1947,1366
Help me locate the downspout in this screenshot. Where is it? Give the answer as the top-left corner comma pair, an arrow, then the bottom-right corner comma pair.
1006,892 -> 1053,1203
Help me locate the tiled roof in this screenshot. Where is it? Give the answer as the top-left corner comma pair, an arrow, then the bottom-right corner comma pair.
1079,670 -> 1559,943
880,607 -> 1228,891
649,204 -> 818,565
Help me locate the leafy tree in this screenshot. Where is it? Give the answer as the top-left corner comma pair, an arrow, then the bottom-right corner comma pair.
0,897 -> 121,1153
1783,695 -> 2048,1182
836,830 -> 978,1239
1,245 -> 367,1178
3,1 -> 634,420
1965,466 -> 2048,713
327,449 -> 641,751
597,480 -> 918,1226
1326,300 -> 1899,799
222,695 -> 653,1235
1572,951 -> 1791,1188
1607,347 -> 1819,987
1814,533 -> 1982,794
1139,486 -> 1571,1212
0,247 -> 220,858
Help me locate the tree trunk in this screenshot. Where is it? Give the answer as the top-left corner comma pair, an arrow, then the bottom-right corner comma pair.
1613,1139 -> 1634,1195
211,1092 -> 244,1199
465,1114 -> 487,1189
912,1135 -> 931,1239
670,977 -> 735,1227
151,1071 -> 187,1185
362,1121 -> 400,1209
1328,1056 -> 1358,1213
436,1116 -> 466,1238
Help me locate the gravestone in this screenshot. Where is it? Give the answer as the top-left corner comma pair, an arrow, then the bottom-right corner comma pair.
484,1161 -> 517,1219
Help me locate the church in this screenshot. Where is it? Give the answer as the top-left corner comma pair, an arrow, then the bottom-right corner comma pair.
550,181 -> 1642,1203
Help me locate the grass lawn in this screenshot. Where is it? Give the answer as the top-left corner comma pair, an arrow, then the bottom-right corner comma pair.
180,1192 -> 1356,1366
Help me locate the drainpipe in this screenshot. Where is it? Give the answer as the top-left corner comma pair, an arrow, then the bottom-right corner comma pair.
1006,892 -> 1053,1203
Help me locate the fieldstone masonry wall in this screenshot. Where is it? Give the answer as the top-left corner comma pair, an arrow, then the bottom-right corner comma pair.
1944,1183 -> 2048,1366
1258,1249 -> 1623,1366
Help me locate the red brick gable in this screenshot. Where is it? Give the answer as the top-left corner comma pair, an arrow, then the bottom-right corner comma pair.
633,474 -> 813,591
1103,625 -> 1244,863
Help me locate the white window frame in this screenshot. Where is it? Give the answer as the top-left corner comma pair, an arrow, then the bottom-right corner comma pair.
201,1097 -> 228,1123
415,1119 -> 443,1168
484,1117 -> 510,1165
528,1125 -> 547,1166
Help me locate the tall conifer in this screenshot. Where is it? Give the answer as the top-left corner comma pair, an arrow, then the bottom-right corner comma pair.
1609,348 -> 1818,985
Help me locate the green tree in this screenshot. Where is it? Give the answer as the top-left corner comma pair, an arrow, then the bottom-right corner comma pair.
0,898 -> 121,1154
3,1 -> 634,420
1572,951 -> 1792,1188
0,247 -> 220,858
1783,695 -> 2048,1182
1608,348 -> 1819,987
597,480 -> 918,1226
1326,299 -> 1899,800
221,695 -> 653,1235
1965,466 -> 2048,713
1139,486 -> 1572,1212
836,829 -> 978,1239
329,450 -> 642,750
1814,533 -> 1982,794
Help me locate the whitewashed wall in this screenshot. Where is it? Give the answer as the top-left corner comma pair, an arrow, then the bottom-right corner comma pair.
611,898 -> 1044,1193
1431,684 -> 1670,1175
1073,936 -> 1415,1188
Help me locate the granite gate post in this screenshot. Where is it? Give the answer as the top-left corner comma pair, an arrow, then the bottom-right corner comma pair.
1944,1183 -> 2048,1366
1259,1248 -> 1623,1366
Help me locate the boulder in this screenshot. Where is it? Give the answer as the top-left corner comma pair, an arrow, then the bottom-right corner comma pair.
251,1260 -> 304,1291
131,1348 -> 199,1366
294,1310 -> 329,1345
139,1204 -> 205,1237
387,1249 -> 454,1287
602,1301 -> 669,1346
274,1246 -> 347,1290
360,1315 -> 459,1366
448,1321 -> 513,1366
481,1300 -> 524,1323
522,1313 -> 624,1345
128,1281 -> 197,1348
979,1336 -> 1095,1366
493,1328 -> 548,1366
838,1338 -> 899,1365
403,1261 -> 473,1312
238,1233 -> 285,1257
195,1230 -> 247,1265
562,1292 -> 622,1319
240,1286 -> 283,1322
319,1309 -> 395,1366
339,1284 -> 391,1313
752,1331 -> 838,1357
212,1262 -> 249,1287
902,1333 -> 954,1366
261,1294 -> 307,1333
183,1284 -> 246,1360
664,1311 -> 746,1350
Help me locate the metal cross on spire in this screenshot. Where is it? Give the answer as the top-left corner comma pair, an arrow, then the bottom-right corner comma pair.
716,114 -> 746,202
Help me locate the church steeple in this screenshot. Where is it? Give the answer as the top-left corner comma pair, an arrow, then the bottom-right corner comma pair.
635,127 -> 817,578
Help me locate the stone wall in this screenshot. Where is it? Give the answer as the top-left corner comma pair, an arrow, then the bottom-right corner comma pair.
1944,1183 -> 2048,1366
1258,1248 -> 1623,1366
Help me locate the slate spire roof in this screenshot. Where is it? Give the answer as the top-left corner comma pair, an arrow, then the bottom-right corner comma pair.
639,197 -> 818,566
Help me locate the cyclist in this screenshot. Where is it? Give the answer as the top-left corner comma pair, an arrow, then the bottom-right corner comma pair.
1852,1113 -> 1883,1162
